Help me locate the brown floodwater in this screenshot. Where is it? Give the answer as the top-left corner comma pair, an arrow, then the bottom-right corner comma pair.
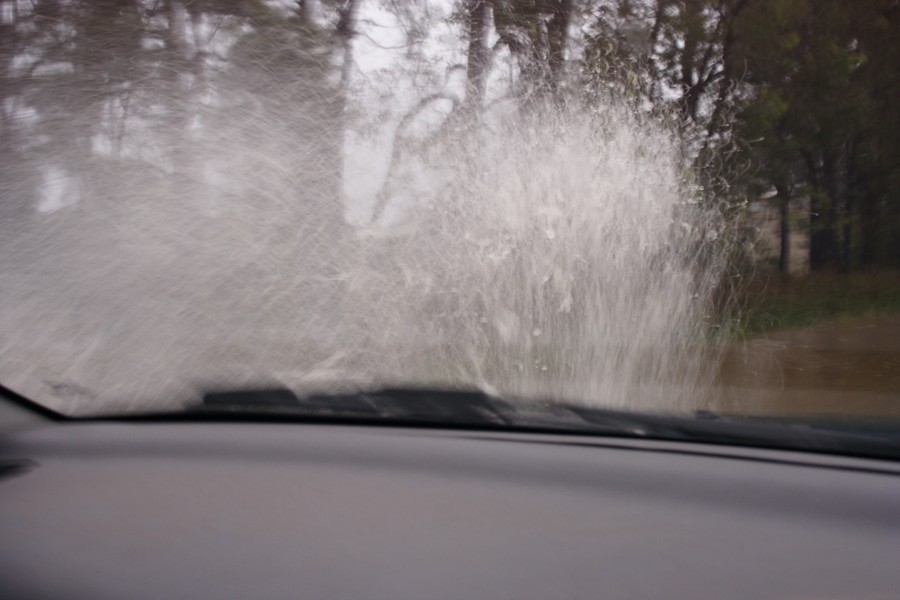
714,316 -> 900,417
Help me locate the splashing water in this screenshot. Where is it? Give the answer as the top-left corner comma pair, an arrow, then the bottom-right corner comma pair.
0,85 -> 726,414
342,103 -> 726,410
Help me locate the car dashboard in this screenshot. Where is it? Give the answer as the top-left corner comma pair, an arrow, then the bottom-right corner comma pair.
1,416 -> 899,600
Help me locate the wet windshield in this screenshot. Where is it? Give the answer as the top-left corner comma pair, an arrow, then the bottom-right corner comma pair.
1,0 -> 898,423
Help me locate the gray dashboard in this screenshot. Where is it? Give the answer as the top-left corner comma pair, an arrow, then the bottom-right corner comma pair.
1,421 -> 899,599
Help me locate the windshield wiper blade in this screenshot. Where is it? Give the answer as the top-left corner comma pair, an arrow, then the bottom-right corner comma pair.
198,386 -> 515,427
110,386 -> 900,462
568,405 -> 900,461
194,387 -> 716,438
204,388 -> 302,408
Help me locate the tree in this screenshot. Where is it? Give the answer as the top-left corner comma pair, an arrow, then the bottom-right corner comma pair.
493,0 -> 574,102
732,0 -> 899,271
462,0 -> 492,113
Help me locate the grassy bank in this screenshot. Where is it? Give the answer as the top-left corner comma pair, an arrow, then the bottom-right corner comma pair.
733,270 -> 900,336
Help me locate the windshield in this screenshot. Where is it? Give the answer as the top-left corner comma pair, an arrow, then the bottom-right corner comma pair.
1,0 -> 898,426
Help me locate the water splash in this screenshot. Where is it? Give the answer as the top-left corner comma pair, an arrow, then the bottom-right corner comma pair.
1,83 -> 727,414
341,102 -> 726,410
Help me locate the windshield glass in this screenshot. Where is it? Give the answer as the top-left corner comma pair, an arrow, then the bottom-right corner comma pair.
1,0 -> 898,424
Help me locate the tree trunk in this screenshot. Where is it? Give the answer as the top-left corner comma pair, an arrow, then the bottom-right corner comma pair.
806,151 -> 838,270
334,0 -> 361,106
298,0 -> 316,23
463,0 -> 491,114
858,185 -> 880,267
165,0 -> 195,188
774,181 -> 791,276
841,142 -> 855,272
546,0 -> 573,95
493,0 -> 549,103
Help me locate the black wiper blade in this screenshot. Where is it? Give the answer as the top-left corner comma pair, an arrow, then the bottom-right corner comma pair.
193,387 -> 661,437
204,388 -> 301,408
118,386 -> 900,462
569,405 -> 900,462
197,386 -> 515,427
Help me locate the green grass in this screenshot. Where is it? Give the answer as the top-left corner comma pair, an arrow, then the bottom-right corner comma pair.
733,270 -> 900,336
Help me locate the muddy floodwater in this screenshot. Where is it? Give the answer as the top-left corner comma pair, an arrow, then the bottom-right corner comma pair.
715,316 -> 900,418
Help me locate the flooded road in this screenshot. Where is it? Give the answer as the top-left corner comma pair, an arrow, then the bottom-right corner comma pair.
715,316 -> 900,417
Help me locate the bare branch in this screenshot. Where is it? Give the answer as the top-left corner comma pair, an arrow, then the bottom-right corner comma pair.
370,92 -> 461,223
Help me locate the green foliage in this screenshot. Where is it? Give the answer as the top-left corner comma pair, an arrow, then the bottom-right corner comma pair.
736,271 -> 900,335
727,0 -> 900,270
577,0 -> 899,271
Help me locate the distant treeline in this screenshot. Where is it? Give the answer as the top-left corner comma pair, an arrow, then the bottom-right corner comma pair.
562,0 -> 900,272
2,0 -> 898,270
